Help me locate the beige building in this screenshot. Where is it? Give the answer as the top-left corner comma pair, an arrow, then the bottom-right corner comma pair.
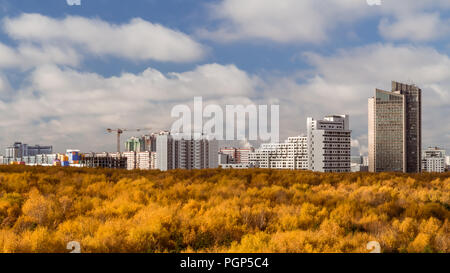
368,81 -> 422,173
307,115 -> 351,173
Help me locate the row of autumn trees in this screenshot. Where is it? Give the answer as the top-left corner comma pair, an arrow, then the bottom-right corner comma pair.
0,165 -> 448,253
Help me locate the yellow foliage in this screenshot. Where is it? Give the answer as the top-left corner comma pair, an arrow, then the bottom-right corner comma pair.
0,165 -> 448,253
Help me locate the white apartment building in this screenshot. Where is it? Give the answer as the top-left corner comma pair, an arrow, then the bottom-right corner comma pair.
307,115 -> 351,173
137,152 -> 151,170
156,132 -> 218,171
249,136 -> 308,170
123,151 -> 136,170
422,147 -> 446,173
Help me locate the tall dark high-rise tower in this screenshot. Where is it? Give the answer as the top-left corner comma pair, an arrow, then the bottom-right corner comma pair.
368,81 -> 422,173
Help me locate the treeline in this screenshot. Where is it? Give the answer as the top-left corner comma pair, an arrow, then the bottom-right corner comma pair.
0,165 -> 448,253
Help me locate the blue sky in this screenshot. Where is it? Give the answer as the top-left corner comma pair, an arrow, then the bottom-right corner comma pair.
0,0 -> 449,155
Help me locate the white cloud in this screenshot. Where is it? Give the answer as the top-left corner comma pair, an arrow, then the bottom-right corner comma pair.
280,44 -> 450,154
0,63 -> 258,152
2,44 -> 449,154
199,0 -> 450,44
0,73 -> 11,99
198,0 -> 371,43
379,13 -> 450,42
3,13 -> 205,63
0,42 -> 81,69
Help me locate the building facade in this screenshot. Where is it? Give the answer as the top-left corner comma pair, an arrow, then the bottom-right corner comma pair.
156,132 -> 218,171
81,153 -> 127,169
249,136 -> 308,170
5,142 -> 53,158
219,147 -> 254,164
368,81 -> 422,173
307,115 -> 351,173
422,147 -> 446,173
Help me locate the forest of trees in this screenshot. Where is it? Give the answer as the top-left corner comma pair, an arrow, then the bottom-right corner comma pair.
0,165 -> 448,253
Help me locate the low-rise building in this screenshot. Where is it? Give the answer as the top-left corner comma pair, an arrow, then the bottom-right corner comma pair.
422,147 -> 446,173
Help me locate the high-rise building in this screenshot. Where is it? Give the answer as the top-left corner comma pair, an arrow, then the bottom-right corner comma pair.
143,134 -> 157,152
368,81 -> 422,173
156,131 -> 174,171
249,136 -> 308,170
422,147 -> 446,173
125,134 -> 157,153
156,132 -> 218,171
307,115 -> 351,173
125,137 -> 145,152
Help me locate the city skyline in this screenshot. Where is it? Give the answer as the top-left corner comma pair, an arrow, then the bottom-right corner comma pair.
0,1 -> 449,156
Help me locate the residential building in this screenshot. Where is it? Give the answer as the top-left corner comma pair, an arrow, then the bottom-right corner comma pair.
150,152 -> 157,170
422,147 -> 446,173
125,137 -> 145,152
156,132 -> 218,171
137,151 -> 151,170
123,151 -> 136,170
143,134 -> 157,152
307,115 -> 351,173
368,81 -> 422,173
219,147 -> 254,164
249,136 -> 308,170
156,131 -> 174,171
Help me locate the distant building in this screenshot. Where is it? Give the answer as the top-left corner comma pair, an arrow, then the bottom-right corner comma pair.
5,142 -> 52,158
143,134 -> 157,152
28,145 -> 53,156
137,151 -> 151,170
218,153 -> 230,165
422,147 -> 446,173
156,131 -> 174,171
125,134 -> 158,153
156,132 -> 218,171
249,136 -> 308,170
368,81 -> 422,173
363,156 -> 369,167
351,156 -> 363,165
81,153 -> 127,169
220,163 -> 250,169
351,155 -> 369,172
125,137 -> 145,152
123,151 -> 136,170
219,147 -> 254,164
307,115 -> 351,173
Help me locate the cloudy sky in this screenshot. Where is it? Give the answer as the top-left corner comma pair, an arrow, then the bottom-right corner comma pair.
0,0 -> 449,155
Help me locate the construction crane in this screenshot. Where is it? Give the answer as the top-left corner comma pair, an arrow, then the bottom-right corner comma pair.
106,128 -> 152,153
